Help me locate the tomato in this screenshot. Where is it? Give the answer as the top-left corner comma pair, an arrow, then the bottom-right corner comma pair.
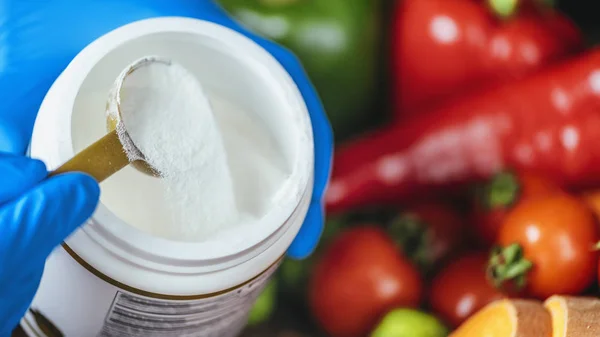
582,190 -> 600,221
429,252 -> 504,328
389,202 -> 466,274
471,170 -> 562,247
309,226 -> 423,337
489,193 -> 599,299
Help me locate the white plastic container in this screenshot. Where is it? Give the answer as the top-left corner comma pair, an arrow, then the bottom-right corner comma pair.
23,17 -> 314,337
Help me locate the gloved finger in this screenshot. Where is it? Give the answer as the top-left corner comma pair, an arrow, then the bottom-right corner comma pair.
0,153 -> 48,205
287,201 -> 324,260
0,264 -> 45,336
0,172 -> 100,267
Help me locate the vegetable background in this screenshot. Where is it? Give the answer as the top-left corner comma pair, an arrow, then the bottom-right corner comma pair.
226,1 -> 600,336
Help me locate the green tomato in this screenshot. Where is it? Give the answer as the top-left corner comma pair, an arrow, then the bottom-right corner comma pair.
371,309 -> 449,337
247,280 -> 277,326
217,0 -> 382,141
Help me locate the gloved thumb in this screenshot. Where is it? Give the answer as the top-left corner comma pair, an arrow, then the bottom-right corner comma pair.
0,172 -> 100,270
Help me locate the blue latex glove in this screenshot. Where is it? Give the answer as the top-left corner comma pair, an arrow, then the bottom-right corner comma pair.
0,154 -> 100,335
0,0 -> 332,332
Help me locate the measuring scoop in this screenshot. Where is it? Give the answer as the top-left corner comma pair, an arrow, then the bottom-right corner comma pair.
49,56 -> 170,182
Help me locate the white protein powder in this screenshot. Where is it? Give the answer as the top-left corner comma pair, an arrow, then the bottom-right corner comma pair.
111,61 -> 272,240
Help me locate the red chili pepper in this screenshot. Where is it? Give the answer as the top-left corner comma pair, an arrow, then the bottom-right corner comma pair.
326,48 -> 600,214
391,0 -> 582,118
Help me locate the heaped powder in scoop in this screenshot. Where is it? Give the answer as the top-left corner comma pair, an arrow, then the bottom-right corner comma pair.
119,61 -> 238,239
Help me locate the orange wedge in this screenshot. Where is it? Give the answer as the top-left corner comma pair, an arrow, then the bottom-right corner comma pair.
450,299 -> 551,337
544,295 -> 600,337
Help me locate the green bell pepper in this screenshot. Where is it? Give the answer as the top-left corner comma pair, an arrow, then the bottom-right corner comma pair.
217,0 -> 381,141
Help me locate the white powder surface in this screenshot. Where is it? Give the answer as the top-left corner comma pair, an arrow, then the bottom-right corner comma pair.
114,61 -> 260,240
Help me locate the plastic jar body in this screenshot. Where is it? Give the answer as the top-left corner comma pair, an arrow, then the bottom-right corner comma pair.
23,17 -> 314,337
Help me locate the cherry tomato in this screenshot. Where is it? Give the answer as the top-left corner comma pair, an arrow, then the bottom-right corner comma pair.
582,194 -> 600,290
490,193 -> 598,299
471,170 -> 561,247
309,226 -> 423,337
582,190 -> 600,221
429,252 -> 503,328
389,201 -> 466,274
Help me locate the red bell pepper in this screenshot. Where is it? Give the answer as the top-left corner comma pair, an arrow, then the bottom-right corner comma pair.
326,48 -> 600,213
391,0 -> 582,118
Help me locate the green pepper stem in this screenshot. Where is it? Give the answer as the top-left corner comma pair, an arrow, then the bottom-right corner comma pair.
481,170 -> 521,209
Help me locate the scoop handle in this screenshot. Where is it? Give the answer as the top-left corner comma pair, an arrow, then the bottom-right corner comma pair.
49,130 -> 129,183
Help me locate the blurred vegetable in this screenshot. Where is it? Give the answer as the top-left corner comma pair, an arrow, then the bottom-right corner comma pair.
544,295 -> 600,337
326,49 -> 600,214
388,201 -> 466,273
487,0 -> 520,18
279,258 -> 311,297
581,189 -> 600,221
471,170 -> 561,247
278,217 -> 344,300
391,0 -> 582,117
450,299 -> 551,337
320,216 -> 346,243
248,280 -> 278,326
489,193 -> 598,299
309,226 -> 423,337
371,308 -> 448,337
217,0 -> 381,141
429,252 -> 504,328
488,0 -> 561,18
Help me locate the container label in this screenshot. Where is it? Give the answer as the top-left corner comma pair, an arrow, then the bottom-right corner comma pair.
97,262 -> 279,337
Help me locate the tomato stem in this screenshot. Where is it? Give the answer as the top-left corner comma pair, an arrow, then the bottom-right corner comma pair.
479,170 -> 520,209
487,243 -> 533,291
388,213 -> 431,272
487,0 -> 520,19
535,0 -> 556,8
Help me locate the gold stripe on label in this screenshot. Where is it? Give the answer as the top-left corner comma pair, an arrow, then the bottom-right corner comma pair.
61,243 -> 283,300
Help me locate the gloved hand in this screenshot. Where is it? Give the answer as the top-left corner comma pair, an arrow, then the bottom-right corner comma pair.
0,154 -> 100,335
0,0 -> 332,331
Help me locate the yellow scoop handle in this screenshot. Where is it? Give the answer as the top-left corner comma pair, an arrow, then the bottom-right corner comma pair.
49,130 -> 129,183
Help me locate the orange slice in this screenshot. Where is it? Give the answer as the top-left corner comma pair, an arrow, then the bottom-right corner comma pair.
544,295 -> 600,337
450,299 -> 551,337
